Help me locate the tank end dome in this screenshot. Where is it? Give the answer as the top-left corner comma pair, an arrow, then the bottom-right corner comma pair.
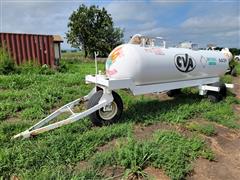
106,45 -> 124,77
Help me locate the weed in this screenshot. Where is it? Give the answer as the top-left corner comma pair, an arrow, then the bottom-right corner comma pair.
235,63 -> 240,75
203,98 -> 239,128
0,47 -> 16,74
186,122 -> 217,136
91,131 -> 209,180
200,149 -> 215,161
16,61 -> 55,75
221,74 -> 233,83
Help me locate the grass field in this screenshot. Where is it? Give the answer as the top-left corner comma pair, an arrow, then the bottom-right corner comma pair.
0,55 -> 240,179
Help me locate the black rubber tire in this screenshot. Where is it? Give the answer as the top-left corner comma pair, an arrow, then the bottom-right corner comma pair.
166,89 -> 181,97
211,82 -> 227,97
87,90 -> 123,126
231,67 -> 237,77
207,91 -> 222,103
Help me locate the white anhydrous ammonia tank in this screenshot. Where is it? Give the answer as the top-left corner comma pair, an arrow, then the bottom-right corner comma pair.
105,42 -> 232,86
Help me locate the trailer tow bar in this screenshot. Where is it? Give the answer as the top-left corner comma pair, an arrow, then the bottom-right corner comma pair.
13,88 -> 114,139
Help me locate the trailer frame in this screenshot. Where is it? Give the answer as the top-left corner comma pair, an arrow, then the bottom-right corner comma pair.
13,74 -> 233,139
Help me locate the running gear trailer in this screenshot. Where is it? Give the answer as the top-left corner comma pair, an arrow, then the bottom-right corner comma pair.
13,35 -> 234,139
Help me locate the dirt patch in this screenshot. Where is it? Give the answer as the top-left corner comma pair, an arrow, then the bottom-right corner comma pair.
102,165 -> 125,180
10,175 -> 20,180
134,122 -> 194,141
134,122 -> 175,141
233,77 -> 240,99
5,116 -> 20,123
233,104 -> 240,113
144,166 -> 170,180
232,76 -> 240,122
188,118 -> 212,124
97,138 -> 120,152
233,104 -> 240,123
176,122 -> 200,137
188,124 -> 240,180
5,111 -> 21,123
188,157 -> 238,180
74,161 -> 90,172
74,161 -> 124,179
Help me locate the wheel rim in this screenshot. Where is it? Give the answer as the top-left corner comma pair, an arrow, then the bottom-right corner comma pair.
99,101 -> 118,120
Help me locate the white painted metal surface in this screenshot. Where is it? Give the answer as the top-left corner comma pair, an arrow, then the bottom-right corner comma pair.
86,75 -> 221,95
106,35 -> 232,86
225,83 -> 234,88
86,75 -> 134,90
13,88 -> 113,139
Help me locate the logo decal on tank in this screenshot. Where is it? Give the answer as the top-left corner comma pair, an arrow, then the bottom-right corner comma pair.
207,58 -> 217,65
219,58 -> 227,63
107,47 -> 124,64
106,68 -> 118,76
106,46 -> 124,69
174,54 -> 196,73
200,56 -> 207,68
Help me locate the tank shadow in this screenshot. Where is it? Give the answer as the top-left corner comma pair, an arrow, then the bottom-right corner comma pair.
120,92 -> 204,124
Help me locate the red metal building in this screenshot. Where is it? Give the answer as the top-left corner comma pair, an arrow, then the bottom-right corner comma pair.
0,32 -> 63,67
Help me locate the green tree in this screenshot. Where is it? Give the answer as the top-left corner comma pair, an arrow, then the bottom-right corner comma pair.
66,4 -> 124,58
229,48 -> 240,56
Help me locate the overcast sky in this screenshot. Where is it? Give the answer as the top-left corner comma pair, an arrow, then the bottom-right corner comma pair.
1,0 -> 240,49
